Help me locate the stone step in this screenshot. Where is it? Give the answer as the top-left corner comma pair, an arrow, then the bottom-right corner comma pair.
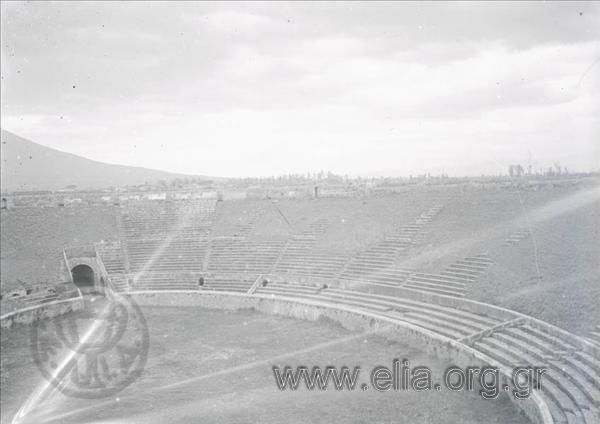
560,356 -> 600,389
135,284 -> 198,290
573,351 -> 600,375
259,289 -> 392,313
440,270 -> 476,281
404,280 -> 466,294
403,283 -> 464,297
473,340 -> 580,424
409,274 -> 467,289
494,332 -> 600,406
478,336 -> 595,415
367,275 -> 409,285
518,325 -> 578,354
446,265 -> 485,276
386,311 -> 465,339
549,359 -> 600,407
259,284 -> 319,295
463,256 -> 494,265
323,289 -> 493,331
454,260 -> 490,271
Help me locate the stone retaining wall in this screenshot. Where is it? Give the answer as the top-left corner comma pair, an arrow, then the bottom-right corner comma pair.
128,290 -> 552,424
0,296 -> 84,328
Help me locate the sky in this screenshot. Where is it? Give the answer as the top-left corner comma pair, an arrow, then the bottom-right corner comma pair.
1,1 -> 599,178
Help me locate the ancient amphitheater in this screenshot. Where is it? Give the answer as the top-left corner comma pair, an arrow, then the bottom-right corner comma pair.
1,184 -> 599,424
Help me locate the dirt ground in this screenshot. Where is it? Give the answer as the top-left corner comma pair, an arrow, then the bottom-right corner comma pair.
1,307 -> 528,424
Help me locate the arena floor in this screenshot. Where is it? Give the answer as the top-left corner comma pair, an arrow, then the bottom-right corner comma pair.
1,306 -> 529,424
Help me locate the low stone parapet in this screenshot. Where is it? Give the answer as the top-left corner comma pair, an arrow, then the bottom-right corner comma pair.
0,296 -> 84,328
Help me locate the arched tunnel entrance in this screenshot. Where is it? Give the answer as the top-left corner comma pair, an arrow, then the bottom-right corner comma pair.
71,264 -> 95,293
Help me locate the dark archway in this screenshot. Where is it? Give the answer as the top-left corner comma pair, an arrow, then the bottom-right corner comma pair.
71,264 -> 95,293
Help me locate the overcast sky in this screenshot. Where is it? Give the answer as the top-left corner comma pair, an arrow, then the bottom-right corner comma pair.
1,1 -> 599,177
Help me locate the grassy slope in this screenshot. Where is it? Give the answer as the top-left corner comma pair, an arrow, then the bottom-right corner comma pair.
412,186 -> 600,334
258,194 -> 435,254
0,206 -> 119,291
473,197 -> 600,335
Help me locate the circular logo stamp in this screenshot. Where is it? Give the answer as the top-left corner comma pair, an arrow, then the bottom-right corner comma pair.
30,293 -> 149,399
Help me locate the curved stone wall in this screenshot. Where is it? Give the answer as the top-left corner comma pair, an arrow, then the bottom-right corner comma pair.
0,296 -> 84,328
127,290 -> 553,424
3,283 -> 596,424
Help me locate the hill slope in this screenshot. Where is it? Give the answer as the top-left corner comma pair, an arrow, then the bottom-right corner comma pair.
0,129 -> 200,192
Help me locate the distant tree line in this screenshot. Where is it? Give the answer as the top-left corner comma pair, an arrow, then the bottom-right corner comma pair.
508,162 -> 568,177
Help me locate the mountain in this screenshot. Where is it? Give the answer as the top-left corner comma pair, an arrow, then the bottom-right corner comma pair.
0,129 -> 207,192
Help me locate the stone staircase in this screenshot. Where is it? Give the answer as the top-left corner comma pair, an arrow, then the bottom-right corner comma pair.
505,228 -> 533,246
337,206 -> 443,286
403,254 -> 493,297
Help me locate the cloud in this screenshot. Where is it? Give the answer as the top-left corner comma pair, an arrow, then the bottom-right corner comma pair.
1,1 -> 599,177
